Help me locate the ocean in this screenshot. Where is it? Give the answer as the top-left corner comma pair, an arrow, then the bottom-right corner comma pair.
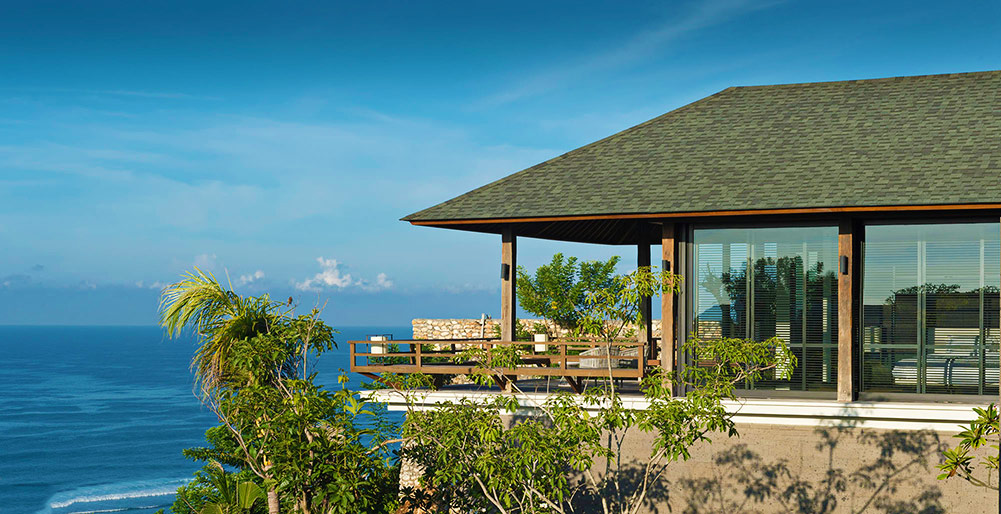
0,324 -> 412,514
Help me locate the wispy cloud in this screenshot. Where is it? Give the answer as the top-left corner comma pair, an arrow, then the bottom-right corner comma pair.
0,87 -> 220,101
237,270 -> 265,286
194,253 -> 218,271
357,272 -> 393,292
0,101 -> 555,291
476,0 -> 779,108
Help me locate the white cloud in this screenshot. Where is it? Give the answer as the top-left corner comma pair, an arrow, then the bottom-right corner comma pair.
295,257 -> 393,292
237,270 -> 265,286
295,257 -> 354,291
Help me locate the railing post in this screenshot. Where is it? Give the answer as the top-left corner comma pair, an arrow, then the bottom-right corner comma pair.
561,342 -> 567,371
416,342 -> 422,371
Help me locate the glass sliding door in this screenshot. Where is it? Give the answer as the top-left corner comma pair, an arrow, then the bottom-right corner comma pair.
861,222 -> 1000,398
692,226 -> 839,396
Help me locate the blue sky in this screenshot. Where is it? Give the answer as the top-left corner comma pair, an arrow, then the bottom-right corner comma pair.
1,0 -> 999,326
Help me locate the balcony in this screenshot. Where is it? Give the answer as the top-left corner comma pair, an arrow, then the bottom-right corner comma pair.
349,338 -> 654,392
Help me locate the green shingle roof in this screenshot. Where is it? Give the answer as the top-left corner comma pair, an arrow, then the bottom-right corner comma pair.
404,70 -> 1001,223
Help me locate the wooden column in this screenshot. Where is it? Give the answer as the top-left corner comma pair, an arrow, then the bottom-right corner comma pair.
638,239 -> 653,359
838,218 -> 856,403
660,223 -> 676,377
500,228 -> 517,342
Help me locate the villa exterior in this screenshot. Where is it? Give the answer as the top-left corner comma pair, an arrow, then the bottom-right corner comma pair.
353,70 -> 1001,511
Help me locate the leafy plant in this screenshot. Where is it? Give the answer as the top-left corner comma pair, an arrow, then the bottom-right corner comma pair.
491,317 -> 533,341
937,403 -> 999,490
398,265 -> 793,514
198,461 -> 265,514
517,253 -> 621,334
160,270 -> 400,514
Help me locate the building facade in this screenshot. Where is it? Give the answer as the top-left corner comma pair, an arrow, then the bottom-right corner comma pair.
358,70 -> 1001,511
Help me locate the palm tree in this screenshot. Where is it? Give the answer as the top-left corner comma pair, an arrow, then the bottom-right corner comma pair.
199,461 -> 265,514
159,269 -> 282,514
159,268 -> 274,395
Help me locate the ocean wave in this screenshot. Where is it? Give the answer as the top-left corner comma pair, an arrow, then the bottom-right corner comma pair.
67,507 -> 168,514
41,478 -> 190,512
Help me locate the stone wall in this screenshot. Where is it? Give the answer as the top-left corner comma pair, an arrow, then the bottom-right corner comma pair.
412,318 -> 663,340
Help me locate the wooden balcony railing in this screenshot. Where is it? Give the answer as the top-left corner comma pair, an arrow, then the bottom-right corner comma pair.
349,338 -> 648,380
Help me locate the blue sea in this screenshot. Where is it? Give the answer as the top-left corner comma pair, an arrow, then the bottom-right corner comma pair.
0,325 -> 411,514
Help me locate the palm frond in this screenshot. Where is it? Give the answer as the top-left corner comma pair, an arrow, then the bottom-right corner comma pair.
159,268 -> 236,338
158,268 -> 275,393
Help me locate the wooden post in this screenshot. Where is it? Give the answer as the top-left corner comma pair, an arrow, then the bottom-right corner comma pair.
661,223 -> 676,379
838,218 -> 856,403
501,228 -> 517,342
638,238 -> 652,360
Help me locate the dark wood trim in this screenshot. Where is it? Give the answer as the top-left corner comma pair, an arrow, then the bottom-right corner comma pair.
637,238 -> 652,360
501,228 -> 516,342
408,203 -> 1001,226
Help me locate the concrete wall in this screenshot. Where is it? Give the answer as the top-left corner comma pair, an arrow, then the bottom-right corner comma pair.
600,423 -> 993,513
494,420 -> 992,514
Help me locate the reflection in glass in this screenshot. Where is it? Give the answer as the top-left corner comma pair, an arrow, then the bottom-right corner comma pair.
861,223 -> 1000,397
693,227 -> 838,395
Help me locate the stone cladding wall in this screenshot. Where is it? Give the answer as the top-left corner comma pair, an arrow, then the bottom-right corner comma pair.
411,318 -> 663,340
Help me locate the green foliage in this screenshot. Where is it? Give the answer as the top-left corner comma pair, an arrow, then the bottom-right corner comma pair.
159,268 -> 277,395
572,265 -> 681,342
490,318 -> 533,341
401,333 -> 790,514
516,253 -> 621,333
160,272 -> 400,514
937,403 -> 999,490
399,263 -> 790,514
452,343 -> 528,386
195,462 -> 265,514
169,462 -> 265,514
402,394 -> 604,513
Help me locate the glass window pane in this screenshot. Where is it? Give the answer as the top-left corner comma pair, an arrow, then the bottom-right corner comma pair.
862,222 -> 1000,397
693,226 -> 838,396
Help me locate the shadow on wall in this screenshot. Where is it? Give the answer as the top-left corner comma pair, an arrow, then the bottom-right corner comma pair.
564,426 -> 948,514
672,427 -> 947,514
